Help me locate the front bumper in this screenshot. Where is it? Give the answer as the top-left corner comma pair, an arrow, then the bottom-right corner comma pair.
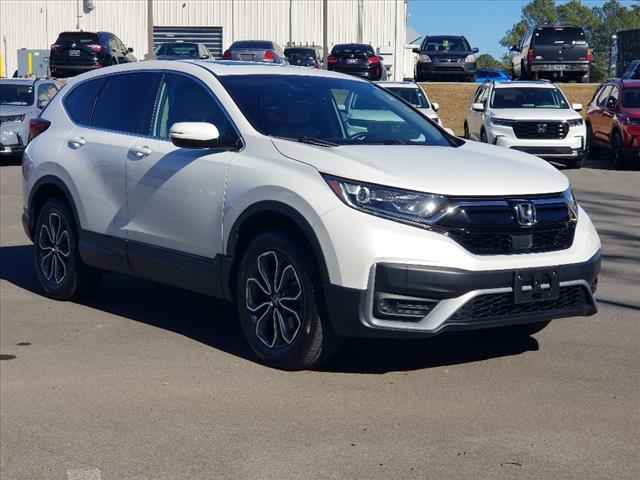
489,124 -> 586,160
325,250 -> 600,338
417,62 -> 476,78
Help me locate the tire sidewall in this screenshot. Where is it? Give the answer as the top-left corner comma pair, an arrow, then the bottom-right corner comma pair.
236,232 -> 325,370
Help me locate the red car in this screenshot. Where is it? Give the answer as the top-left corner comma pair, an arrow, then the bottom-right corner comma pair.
586,79 -> 640,169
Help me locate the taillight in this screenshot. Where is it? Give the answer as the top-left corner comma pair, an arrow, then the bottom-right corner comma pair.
367,55 -> 380,65
223,49 -> 231,60
263,50 -> 275,62
28,118 -> 51,143
50,43 -> 60,50
327,55 -> 337,65
88,44 -> 102,53
587,48 -> 593,63
527,49 -> 535,65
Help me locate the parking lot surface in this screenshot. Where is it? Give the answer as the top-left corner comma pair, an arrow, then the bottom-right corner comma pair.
1,156 -> 639,479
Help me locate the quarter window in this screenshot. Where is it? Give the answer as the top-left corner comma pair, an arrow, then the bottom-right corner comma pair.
151,73 -> 236,144
93,73 -> 161,135
63,78 -> 106,126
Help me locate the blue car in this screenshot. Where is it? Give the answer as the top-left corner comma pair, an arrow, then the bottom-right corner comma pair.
474,68 -> 511,83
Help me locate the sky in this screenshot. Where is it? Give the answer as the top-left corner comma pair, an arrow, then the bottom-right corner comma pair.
407,0 -> 638,58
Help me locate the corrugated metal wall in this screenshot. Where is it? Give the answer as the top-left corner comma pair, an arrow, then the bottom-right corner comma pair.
0,0 -> 408,80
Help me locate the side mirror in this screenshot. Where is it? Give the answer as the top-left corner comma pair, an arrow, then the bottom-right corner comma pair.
572,103 -> 583,112
170,122 -> 220,148
472,102 -> 485,112
432,102 -> 440,112
472,47 -> 479,54
200,54 -> 209,59
444,127 -> 455,136
412,48 -> 421,54
128,47 -> 134,53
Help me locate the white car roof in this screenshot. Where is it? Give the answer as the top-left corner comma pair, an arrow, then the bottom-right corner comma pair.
192,60 -> 368,81
376,81 -> 420,89
494,81 -> 557,89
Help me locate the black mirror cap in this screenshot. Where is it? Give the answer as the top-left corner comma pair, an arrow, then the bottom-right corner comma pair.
472,47 -> 479,53
412,47 -> 421,54
128,47 -> 134,53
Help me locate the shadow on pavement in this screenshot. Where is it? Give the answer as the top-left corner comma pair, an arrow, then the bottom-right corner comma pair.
0,243 -> 539,373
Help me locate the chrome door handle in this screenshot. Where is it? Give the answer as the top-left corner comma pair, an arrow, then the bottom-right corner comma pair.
68,136 -> 86,149
129,145 -> 152,158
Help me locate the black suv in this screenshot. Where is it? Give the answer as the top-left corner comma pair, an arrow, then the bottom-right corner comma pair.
50,31 -> 136,78
414,35 -> 478,82
511,25 -> 592,83
327,44 -> 386,80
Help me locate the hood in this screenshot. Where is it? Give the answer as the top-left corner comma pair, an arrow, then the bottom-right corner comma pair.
489,108 -> 581,121
0,105 -> 30,116
272,138 -> 568,197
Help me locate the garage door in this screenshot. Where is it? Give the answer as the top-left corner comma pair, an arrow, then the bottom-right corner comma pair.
153,26 -> 223,58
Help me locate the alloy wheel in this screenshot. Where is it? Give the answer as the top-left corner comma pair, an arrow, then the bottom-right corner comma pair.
245,251 -> 304,349
37,212 -> 71,285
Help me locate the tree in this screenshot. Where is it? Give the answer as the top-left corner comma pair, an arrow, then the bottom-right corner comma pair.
476,54 -> 503,69
500,0 -> 558,48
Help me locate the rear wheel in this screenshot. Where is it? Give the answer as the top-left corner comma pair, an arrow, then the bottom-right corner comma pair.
567,156 -> 584,169
236,231 -> 338,370
611,130 -> 626,170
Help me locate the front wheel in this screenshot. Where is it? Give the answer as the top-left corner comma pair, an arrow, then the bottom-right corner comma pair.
611,131 -> 626,170
236,232 -> 338,370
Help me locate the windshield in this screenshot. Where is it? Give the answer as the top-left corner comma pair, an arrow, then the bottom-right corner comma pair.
622,88 -> 640,108
219,75 -> 451,146
0,84 -> 34,106
384,87 -> 429,109
491,87 -> 568,109
232,41 -> 272,50
332,44 -> 374,56
423,36 -> 470,52
533,27 -> 586,46
156,43 -> 199,57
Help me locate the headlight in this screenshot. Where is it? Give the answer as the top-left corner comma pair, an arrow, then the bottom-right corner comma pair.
324,175 -> 449,226
465,54 -> 476,63
1,114 -> 25,123
567,118 -> 584,127
418,54 -> 432,63
490,117 -> 516,126
564,189 -> 579,220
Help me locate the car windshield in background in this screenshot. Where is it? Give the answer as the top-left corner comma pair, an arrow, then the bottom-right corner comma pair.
332,45 -> 374,56
423,36 -> 470,52
0,84 -> 34,106
533,27 -> 586,45
219,75 -> 451,146
232,41 -> 272,49
622,88 -> 640,108
384,87 -> 429,109
491,87 -> 568,109
156,43 -> 199,57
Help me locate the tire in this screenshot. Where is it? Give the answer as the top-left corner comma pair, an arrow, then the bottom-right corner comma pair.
33,198 -> 100,300
463,121 -> 470,139
611,131 -> 626,170
480,128 -> 488,143
236,231 -> 338,370
567,156 -> 584,169
520,62 -> 528,80
500,321 -> 551,337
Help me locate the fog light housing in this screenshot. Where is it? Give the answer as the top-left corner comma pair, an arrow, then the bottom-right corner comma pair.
375,293 -> 437,321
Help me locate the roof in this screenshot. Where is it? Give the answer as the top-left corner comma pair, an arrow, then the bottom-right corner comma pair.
192,60 -> 367,80
621,79 -> 640,87
376,81 -> 420,89
493,80 -> 556,89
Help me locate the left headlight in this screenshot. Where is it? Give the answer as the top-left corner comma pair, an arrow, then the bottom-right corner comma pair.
465,54 -> 476,63
490,117 -> 516,127
323,175 -> 449,226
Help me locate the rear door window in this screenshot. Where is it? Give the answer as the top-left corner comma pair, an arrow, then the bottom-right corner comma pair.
63,78 -> 106,125
93,73 -> 161,135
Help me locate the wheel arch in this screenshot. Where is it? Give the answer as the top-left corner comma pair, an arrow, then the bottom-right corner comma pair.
27,176 -> 81,238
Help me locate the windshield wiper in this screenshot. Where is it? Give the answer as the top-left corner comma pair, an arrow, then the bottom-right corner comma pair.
296,136 -> 338,147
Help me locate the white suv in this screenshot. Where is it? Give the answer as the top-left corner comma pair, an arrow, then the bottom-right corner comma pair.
22,61 -> 601,370
376,81 -> 443,126
464,81 -> 587,168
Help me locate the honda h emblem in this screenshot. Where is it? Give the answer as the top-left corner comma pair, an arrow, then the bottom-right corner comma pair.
514,202 -> 537,227
537,123 -> 548,134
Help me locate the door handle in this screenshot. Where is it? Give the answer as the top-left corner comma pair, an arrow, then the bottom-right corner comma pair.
129,145 -> 152,158
67,136 -> 86,149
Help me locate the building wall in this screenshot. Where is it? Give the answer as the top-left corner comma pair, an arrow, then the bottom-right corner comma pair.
1,0 -> 408,80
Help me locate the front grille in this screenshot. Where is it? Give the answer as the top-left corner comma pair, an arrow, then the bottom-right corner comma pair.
437,195 -> 576,255
513,121 -> 568,139
448,285 -> 591,324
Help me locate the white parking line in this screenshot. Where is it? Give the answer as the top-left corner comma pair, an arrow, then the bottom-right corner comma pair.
67,468 -> 102,480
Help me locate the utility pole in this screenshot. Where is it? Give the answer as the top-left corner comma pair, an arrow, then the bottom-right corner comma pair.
322,0 -> 328,67
147,0 -> 155,59
289,0 -> 293,47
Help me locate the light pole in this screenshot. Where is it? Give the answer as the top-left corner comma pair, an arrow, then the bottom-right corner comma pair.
147,0 -> 155,59
322,0 -> 328,67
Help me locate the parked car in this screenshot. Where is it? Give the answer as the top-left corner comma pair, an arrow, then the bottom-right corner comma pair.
22,61 -> 600,370
0,78 -> 60,159
511,25 -> 592,83
222,40 -> 287,64
474,68 -> 511,84
376,81 -> 442,125
413,35 -> 478,82
327,44 -> 386,81
284,46 -> 323,68
586,78 -> 640,170
155,42 -> 211,60
50,31 -> 136,78
464,80 -> 586,168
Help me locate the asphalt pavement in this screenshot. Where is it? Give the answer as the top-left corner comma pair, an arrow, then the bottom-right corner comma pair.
1,155 -> 638,480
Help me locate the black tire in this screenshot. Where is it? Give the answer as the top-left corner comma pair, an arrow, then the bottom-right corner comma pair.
611,131 -> 626,170
520,61 -> 528,80
567,156 -> 584,169
463,121 -> 470,139
480,128 -> 488,143
33,199 -> 100,300
236,231 -> 338,370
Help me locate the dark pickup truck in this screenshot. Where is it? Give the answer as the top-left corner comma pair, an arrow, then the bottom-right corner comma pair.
511,25 -> 592,83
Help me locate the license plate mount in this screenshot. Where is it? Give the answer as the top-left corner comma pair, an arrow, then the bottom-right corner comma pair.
514,269 -> 560,304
